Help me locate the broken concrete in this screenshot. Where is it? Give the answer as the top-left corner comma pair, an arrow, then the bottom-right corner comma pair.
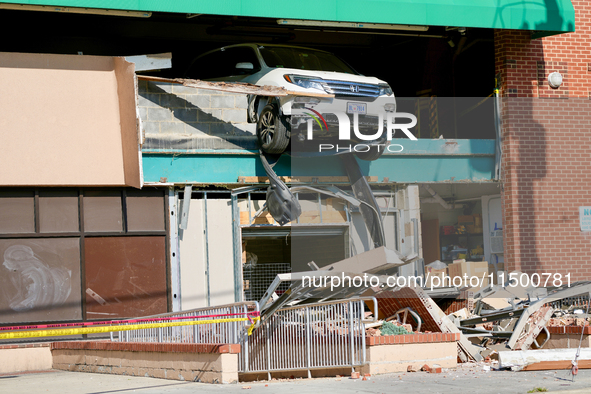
498,348 -> 591,371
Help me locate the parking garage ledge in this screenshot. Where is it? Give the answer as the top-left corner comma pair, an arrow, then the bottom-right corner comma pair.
141,138 -> 497,184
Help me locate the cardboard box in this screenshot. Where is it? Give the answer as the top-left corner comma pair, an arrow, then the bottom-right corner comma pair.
488,263 -> 505,284
426,266 -> 448,274
473,214 -> 483,232
448,261 -> 489,290
425,268 -> 448,288
458,215 -> 475,225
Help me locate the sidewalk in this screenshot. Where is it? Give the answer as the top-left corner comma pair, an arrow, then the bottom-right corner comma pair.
1,367 -> 590,394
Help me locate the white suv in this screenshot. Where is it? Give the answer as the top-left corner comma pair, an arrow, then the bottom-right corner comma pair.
186,43 -> 396,160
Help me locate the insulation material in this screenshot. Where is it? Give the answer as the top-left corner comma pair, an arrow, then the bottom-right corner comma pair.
0,52 -> 141,187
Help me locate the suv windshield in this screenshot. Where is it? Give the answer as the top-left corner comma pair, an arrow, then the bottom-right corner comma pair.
259,46 -> 358,74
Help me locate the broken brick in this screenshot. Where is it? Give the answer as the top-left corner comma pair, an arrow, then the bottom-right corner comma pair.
407,365 -> 418,372
429,367 -> 442,374
351,371 -> 360,379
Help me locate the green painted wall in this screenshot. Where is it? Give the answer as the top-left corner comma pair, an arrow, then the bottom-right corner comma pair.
142,139 -> 497,184
3,0 -> 575,32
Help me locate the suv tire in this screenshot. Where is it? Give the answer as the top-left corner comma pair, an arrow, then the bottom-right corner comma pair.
257,104 -> 290,154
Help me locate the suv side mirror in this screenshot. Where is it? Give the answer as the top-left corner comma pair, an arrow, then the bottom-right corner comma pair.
236,62 -> 254,70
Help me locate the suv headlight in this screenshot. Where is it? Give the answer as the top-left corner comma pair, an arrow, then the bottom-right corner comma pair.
378,84 -> 394,96
284,75 -> 326,92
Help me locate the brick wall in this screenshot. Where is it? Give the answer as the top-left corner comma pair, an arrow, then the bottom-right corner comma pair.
138,80 -> 257,151
495,1 -> 591,279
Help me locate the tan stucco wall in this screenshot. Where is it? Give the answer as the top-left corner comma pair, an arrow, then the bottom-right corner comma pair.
0,347 -> 53,373
361,342 -> 457,375
52,349 -> 238,384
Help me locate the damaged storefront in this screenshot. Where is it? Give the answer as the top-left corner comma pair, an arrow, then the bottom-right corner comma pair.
2,0 -> 591,385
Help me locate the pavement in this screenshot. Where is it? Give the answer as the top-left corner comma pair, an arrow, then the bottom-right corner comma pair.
1,366 -> 590,394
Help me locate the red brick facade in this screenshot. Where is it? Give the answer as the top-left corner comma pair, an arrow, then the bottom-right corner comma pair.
495,1 -> 591,279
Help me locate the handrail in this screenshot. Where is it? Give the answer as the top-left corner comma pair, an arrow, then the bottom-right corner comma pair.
128,301 -> 260,320
270,296 -> 378,322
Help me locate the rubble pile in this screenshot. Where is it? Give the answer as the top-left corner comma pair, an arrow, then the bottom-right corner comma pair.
364,273 -> 591,371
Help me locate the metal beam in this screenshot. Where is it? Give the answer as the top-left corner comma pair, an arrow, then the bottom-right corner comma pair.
507,283 -> 591,349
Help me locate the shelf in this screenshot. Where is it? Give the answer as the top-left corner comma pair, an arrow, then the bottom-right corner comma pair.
441,233 -> 483,236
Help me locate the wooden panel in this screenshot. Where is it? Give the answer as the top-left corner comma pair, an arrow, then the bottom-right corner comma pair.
239,210 -> 346,225
239,196 -> 347,225
421,219 -> 440,264
240,211 -> 275,225
522,360 -> 591,371
0,238 -> 81,323
84,236 -> 167,319
238,176 -> 378,184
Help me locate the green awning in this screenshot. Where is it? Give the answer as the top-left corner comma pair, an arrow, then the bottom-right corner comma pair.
1,0 -> 575,34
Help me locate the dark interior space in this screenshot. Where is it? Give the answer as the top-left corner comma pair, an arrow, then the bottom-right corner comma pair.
0,9 -> 496,138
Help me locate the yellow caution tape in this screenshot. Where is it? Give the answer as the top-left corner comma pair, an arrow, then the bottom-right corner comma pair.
0,316 -> 261,340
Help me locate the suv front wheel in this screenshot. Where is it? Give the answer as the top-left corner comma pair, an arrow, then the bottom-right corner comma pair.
256,104 -> 290,154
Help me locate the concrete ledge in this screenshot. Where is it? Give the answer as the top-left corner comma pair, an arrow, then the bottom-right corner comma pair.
362,334 -> 458,375
51,341 -> 240,384
0,343 -> 52,373
51,341 -> 240,354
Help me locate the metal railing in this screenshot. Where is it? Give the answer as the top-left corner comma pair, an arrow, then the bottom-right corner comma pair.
240,297 -> 376,377
110,301 -> 259,345
111,297 -> 376,378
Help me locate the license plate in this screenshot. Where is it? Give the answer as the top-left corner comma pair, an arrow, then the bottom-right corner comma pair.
347,102 -> 366,114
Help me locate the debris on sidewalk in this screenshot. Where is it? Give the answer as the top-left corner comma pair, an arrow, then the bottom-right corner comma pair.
498,348 -> 591,371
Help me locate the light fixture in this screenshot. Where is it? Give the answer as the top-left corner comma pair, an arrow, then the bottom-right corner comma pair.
277,19 -> 428,32
548,72 -> 563,88
0,4 -> 151,18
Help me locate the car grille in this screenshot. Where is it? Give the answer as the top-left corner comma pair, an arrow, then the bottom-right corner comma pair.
322,113 -> 381,125
321,79 -> 381,98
